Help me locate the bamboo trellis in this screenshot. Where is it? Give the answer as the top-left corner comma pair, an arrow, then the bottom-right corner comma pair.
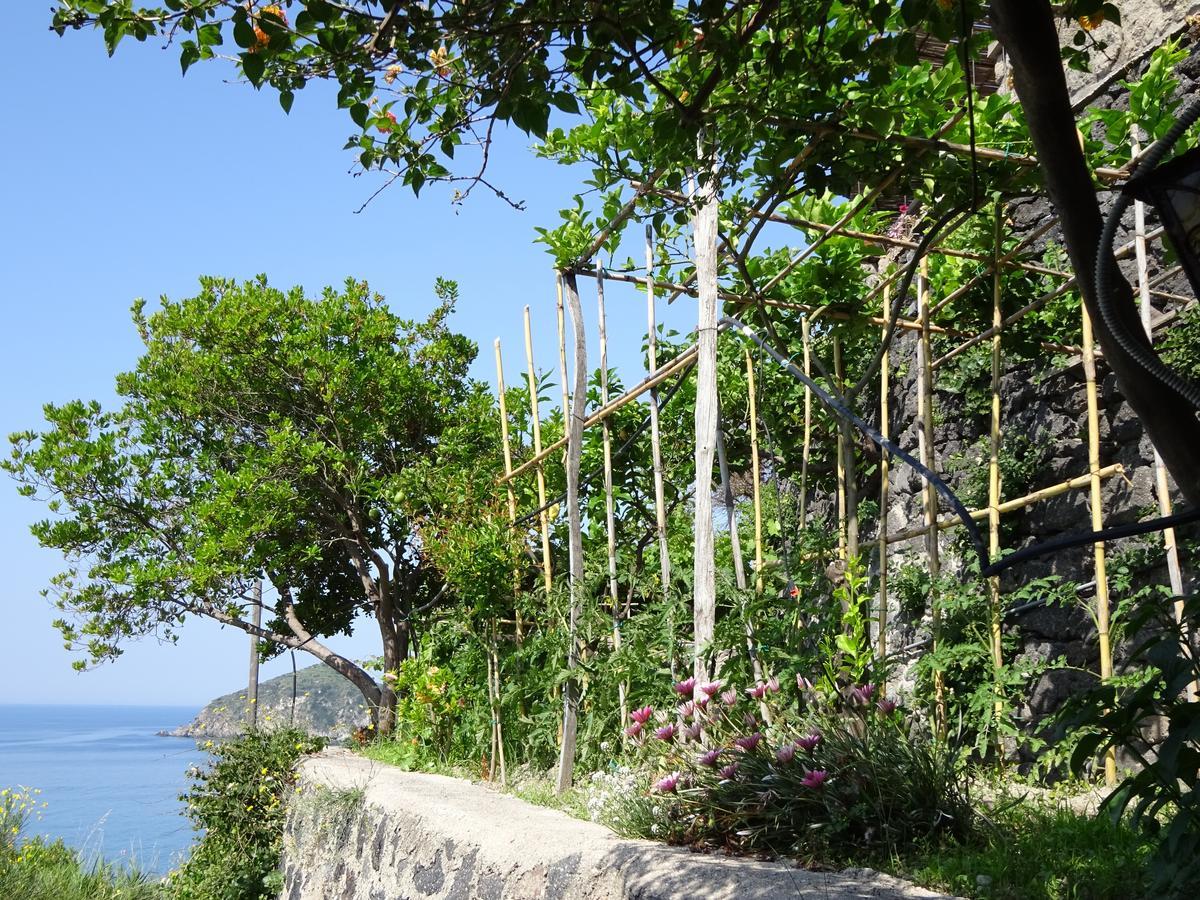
489,113 -> 1195,793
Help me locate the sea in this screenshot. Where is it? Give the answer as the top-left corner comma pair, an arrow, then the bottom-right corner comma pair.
0,704 -> 206,875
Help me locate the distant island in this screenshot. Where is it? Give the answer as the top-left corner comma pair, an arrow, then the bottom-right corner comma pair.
164,663 -> 372,741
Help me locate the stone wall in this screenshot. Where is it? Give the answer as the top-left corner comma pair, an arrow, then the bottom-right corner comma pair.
279,750 -> 952,900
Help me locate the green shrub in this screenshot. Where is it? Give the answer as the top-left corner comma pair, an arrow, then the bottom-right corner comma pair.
169,729 -> 324,900
609,674 -> 971,857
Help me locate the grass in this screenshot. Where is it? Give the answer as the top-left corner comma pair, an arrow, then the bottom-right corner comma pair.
0,837 -> 164,900
883,799 -> 1153,900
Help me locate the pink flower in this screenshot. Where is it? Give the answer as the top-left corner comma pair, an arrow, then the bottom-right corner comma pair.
719,763 -> 740,780
694,695 -> 710,712
683,721 -> 703,742
800,769 -> 830,789
898,203 -> 909,215
850,683 -> 877,705
796,674 -> 814,692
699,680 -> 722,697
776,743 -> 796,764
697,748 -> 722,767
720,689 -> 739,706
674,677 -> 697,696
746,682 -> 768,700
742,712 -> 758,730
631,705 -> 654,724
624,722 -> 643,739
677,700 -> 697,719
654,723 -> 677,741
734,732 -> 763,752
877,698 -> 898,715
654,772 -> 682,793
795,732 -> 822,752
766,676 -> 781,694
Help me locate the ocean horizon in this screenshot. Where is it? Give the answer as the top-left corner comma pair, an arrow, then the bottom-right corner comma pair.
0,703 -> 206,875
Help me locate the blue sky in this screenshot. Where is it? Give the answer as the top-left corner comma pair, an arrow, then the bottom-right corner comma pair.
0,5 -> 694,706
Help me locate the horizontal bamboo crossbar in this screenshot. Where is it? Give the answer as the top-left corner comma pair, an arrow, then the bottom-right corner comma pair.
884,463 -> 1125,545
499,342 -> 699,484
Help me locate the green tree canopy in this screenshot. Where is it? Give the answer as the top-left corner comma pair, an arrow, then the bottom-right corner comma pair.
5,275 -> 486,731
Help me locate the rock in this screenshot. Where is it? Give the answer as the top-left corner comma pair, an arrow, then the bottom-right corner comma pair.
164,664 -> 373,741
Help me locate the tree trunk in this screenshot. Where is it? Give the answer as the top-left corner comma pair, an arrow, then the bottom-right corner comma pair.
692,135 -> 721,692
556,270 -> 588,794
991,0 -> 1200,504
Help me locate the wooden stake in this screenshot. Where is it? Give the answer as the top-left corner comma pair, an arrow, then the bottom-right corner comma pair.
556,271 -> 588,794
596,265 -> 628,725
1132,131 -> 1196,702
494,339 -> 523,642
491,622 -> 507,786
247,580 -> 262,730
1082,300 -> 1117,787
646,226 -> 676,680
555,273 -> 571,435
523,307 -> 554,594
799,316 -> 812,527
834,337 -> 859,560
916,258 -> 946,735
834,336 -> 848,560
878,288 -> 890,663
988,204 -> 1006,736
691,145 -> 720,691
746,350 -> 764,598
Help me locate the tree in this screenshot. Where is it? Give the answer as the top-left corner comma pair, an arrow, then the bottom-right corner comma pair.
5,275 -> 486,733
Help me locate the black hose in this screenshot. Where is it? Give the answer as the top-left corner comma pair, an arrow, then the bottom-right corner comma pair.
1095,94 -> 1200,409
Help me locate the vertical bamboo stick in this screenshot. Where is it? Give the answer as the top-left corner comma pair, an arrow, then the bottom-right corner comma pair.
1131,132 -> 1196,701
746,350 -> 764,598
878,288 -> 891,663
799,317 -> 812,527
916,258 -> 946,734
247,581 -> 262,730
523,307 -> 554,594
556,271 -> 588,794
645,226 -> 676,680
491,622 -> 507,786
555,274 -> 571,438
987,205 -> 1006,732
596,265 -> 628,725
834,337 -> 859,560
494,339 -> 524,641
1082,300 -> 1117,788
834,336 -> 848,560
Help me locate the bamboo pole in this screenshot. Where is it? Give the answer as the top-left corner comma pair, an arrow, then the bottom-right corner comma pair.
491,628 -> 507,785
835,336 -> 848,561
799,316 -> 812,527
596,265 -> 628,726
1131,129 -> 1196,702
746,350 -> 765,597
494,339 -> 524,642
878,288 -> 891,663
501,343 -> 698,484
247,581 -> 262,730
555,274 -> 571,431
916,258 -> 946,734
556,271 -> 588,794
646,226 -> 676,681
523,307 -> 554,594
1081,299 -> 1117,788
885,464 -> 1126,544
987,205 -> 1006,735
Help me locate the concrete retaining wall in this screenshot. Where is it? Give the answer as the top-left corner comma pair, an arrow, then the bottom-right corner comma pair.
279,749 -> 953,900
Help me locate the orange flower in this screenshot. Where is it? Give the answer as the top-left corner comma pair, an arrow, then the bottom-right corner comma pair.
261,4 -> 287,25
1078,12 -> 1105,30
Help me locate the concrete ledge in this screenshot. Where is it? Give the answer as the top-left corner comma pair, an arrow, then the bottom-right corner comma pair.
280,748 -> 955,900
